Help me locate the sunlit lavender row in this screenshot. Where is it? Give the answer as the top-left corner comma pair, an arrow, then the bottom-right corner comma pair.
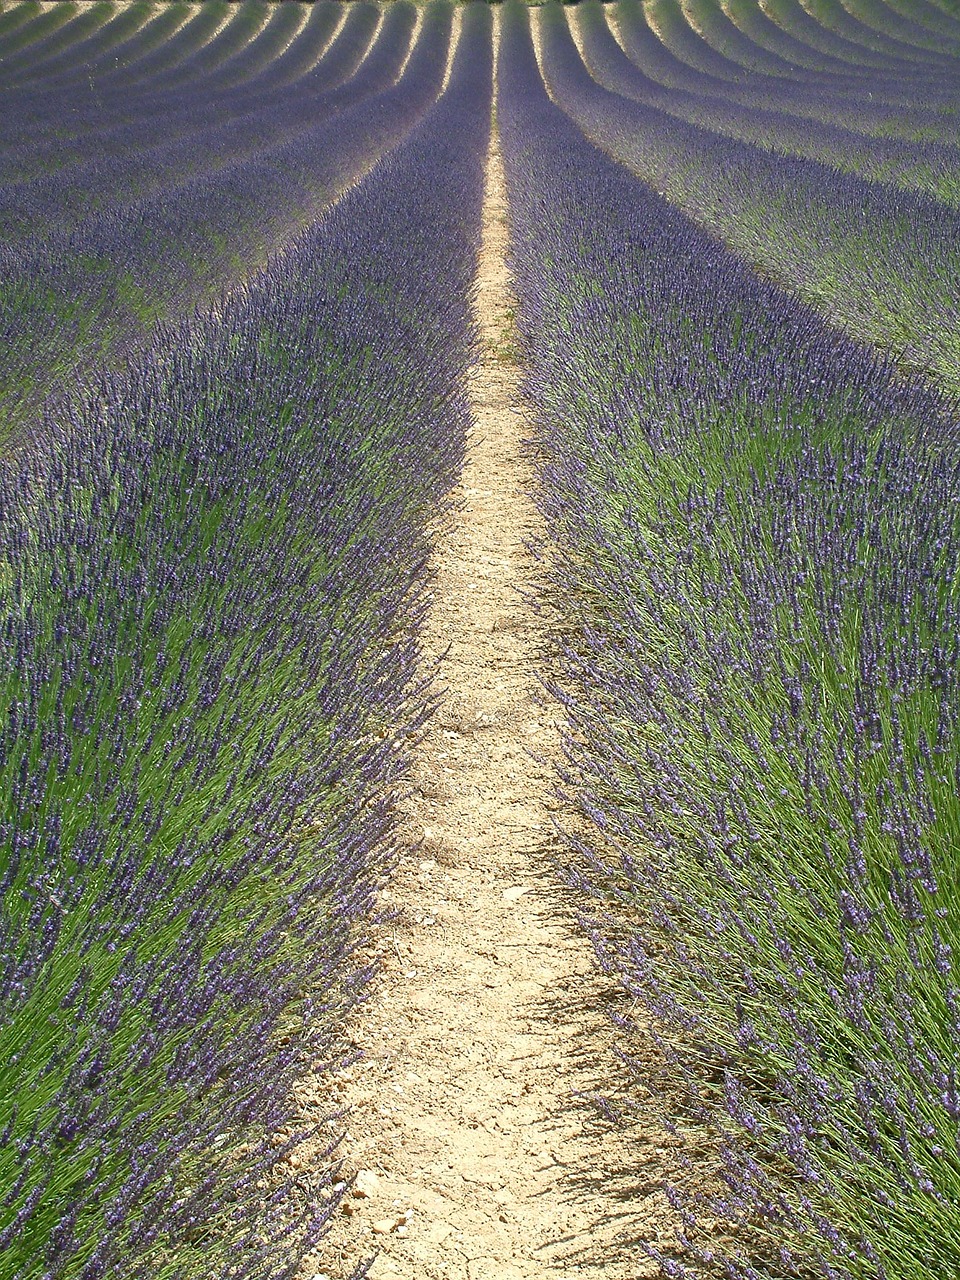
0,0 -> 455,449
574,2 -> 960,204
501,2 -> 960,1277
538,1 -> 960,396
0,4 -> 491,1274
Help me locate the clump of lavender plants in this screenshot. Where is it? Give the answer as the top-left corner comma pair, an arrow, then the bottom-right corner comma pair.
500,4 -> 960,1275
0,6 -> 492,1274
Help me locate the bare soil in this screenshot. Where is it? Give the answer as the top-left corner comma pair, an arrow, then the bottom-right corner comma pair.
298,130 -> 682,1280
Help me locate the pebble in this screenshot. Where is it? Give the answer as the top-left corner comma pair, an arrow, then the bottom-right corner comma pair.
371,1210 -> 412,1235
353,1169 -> 380,1199
502,886 -> 530,902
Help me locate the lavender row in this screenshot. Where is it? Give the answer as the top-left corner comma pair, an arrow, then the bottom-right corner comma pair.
0,1 -> 83,73
0,0 -> 326,146
0,5 -> 357,187
800,0 -> 960,57
0,0 -> 157,85
0,3 -> 452,448
681,0 -> 957,73
635,0 -> 960,125
717,0 -> 945,72
500,4 -> 960,1276
577,4 -> 960,206
0,6 -> 492,1275
621,1 -> 960,141
0,2 -> 193,125
678,0 -> 917,76
0,2 -> 402,248
0,1 -> 200,99
734,0 -> 921,71
57,1 -> 236,96
604,1 -> 960,131
0,4 -> 411,249
0,3 -> 38,45
538,4 -> 960,398
0,3 -> 358,179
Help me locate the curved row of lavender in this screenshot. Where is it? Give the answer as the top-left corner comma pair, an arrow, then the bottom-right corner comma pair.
575,2 -> 960,206
0,1 -> 451,450
537,0 -> 960,398
605,0 -> 960,207
641,0 -> 960,100
0,5 -> 492,1275
0,4 -> 398,245
619,0 -> 958,101
679,0 -> 960,77
0,0 -> 393,273
624,0 -> 960,149
500,3 -> 960,1276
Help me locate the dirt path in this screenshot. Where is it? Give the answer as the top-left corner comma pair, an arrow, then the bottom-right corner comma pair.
302,126 -> 679,1280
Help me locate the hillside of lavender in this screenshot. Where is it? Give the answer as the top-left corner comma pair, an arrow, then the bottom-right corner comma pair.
505,0 -> 960,1277
3,1 -> 960,1277
0,3 -> 490,1275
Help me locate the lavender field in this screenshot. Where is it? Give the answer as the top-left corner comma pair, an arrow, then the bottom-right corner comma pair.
2,1 -> 959,1277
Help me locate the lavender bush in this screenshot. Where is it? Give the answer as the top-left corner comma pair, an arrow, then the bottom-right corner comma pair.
500,3 -> 960,1275
0,5 -> 492,1275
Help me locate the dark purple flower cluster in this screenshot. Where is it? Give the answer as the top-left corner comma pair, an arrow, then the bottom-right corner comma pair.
535,1 -> 960,398
0,1 -> 450,450
500,4 -> 960,1276
0,5 -> 492,1276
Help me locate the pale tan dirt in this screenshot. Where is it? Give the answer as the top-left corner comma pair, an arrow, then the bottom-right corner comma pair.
293,129 -> 689,1280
